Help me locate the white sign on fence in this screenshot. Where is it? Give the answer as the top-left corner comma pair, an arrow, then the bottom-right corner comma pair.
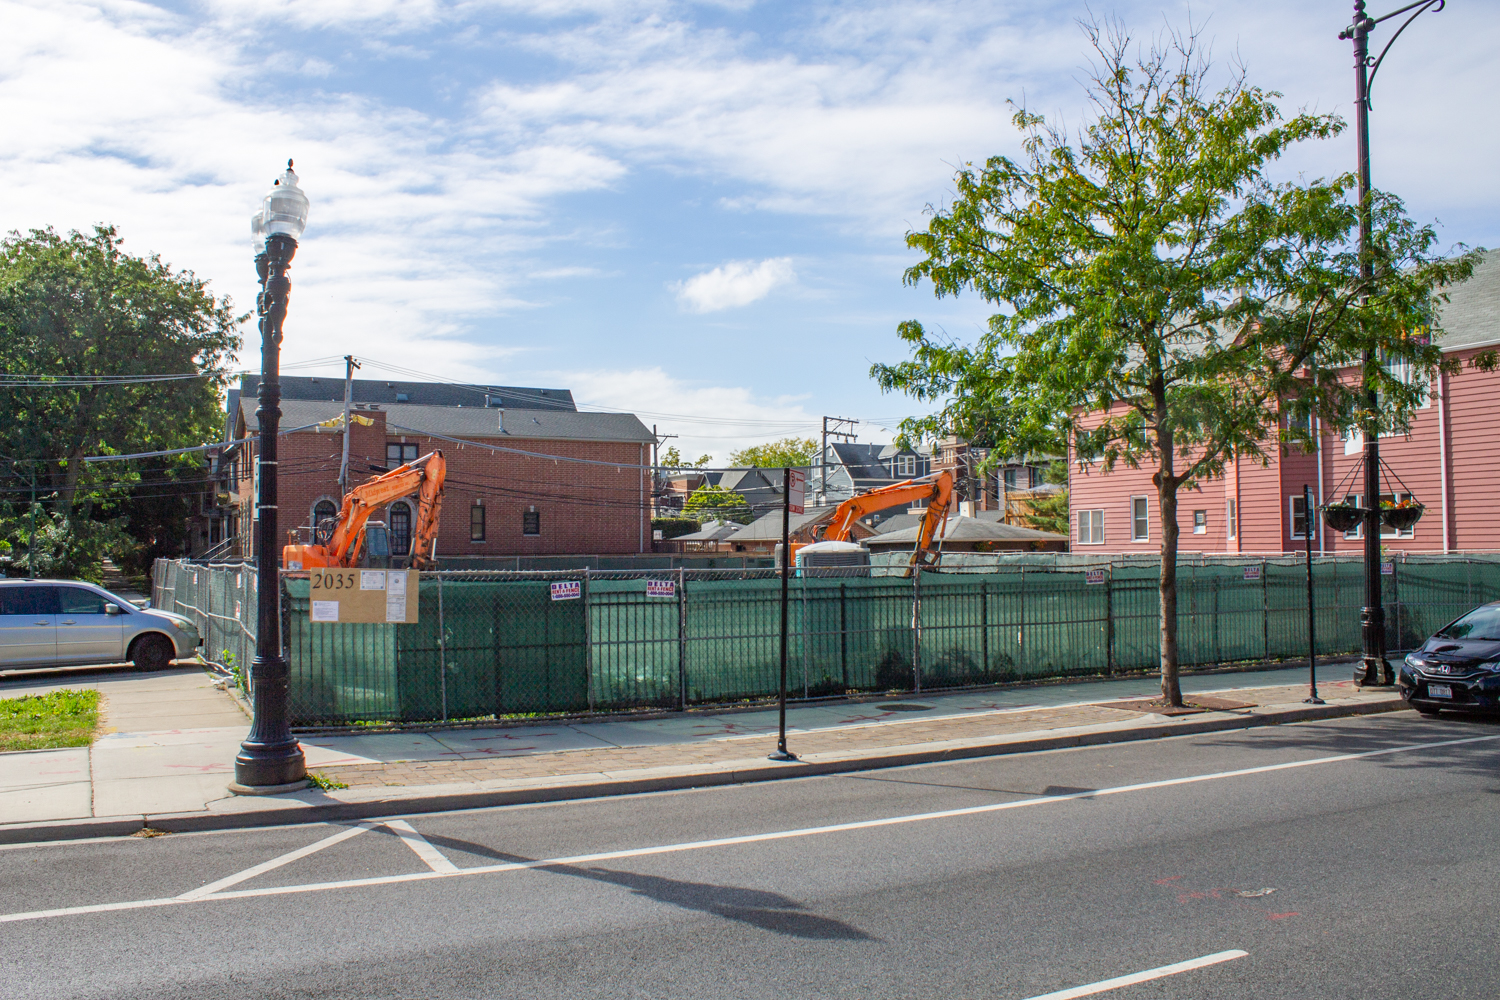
787,468 -> 806,515
1243,565 -> 1262,581
1085,569 -> 1106,585
646,579 -> 676,598
551,580 -> 582,601
1381,562 -> 1395,576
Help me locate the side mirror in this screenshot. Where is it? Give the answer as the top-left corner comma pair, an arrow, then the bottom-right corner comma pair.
105,604 -> 124,615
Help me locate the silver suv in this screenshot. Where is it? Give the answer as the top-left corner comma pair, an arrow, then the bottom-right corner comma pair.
0,579 -> 202,671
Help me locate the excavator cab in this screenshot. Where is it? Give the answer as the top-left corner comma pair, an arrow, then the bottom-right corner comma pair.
362,522 -> 392,569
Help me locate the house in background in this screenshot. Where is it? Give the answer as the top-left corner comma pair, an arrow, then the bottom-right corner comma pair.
1066,250 -> 1500,554
724,506 -> 878,555
865,513 -> 1068,553
229,376 -> 654,561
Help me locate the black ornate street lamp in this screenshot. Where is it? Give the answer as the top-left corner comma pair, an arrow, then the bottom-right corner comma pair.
232,161 -> 311,792
1339,0 -> 1444,688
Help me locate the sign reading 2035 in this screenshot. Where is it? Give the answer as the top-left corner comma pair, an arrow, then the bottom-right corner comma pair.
307,569 -> 419,624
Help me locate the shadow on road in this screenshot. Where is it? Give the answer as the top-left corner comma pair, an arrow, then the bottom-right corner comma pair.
420,833 -> 874,940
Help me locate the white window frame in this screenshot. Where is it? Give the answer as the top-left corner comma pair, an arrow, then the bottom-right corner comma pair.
1130,496 -> 1150,542
1343,493 -> 1363,539
1225,498 -> 1238,540
1192,510 -> 1208,534
1288,495 -> 1317,541
1381,492 -> 1416,539
1076,509 -> 1105,545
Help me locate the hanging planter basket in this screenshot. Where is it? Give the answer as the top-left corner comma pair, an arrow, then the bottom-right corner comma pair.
1320,504 -> 1363,533
1381,503 -> 1425,531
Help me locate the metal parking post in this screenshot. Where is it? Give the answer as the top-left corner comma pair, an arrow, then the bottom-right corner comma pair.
980,579 -> 989,675
583,568 -> 594,712
912,568 -> 922,694
839,582 -> 848,691
437,569 -> 448,722
1261,558 -> 1270,660
677,566 -> 687,710
1105,570 -> 1115,675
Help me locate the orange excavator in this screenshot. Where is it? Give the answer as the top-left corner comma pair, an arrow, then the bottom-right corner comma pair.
283,451 -> 446,571
803,470 -> 955,575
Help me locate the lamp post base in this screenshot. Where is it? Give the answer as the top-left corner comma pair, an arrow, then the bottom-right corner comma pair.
229,778 -> 311,796
234,742 -> 307,788
767,750 -> 799,762
1354,655 -> 1394,687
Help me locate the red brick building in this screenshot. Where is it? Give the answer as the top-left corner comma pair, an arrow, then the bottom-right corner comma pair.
1067,252 -> 1500,554
227,377 -> 654,560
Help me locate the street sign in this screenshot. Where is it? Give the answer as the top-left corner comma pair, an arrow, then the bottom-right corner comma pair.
308,569 -> 418,623
1085,569 -> 1106,585
646,579 -> 676,598
787,468 -> 806,515
550,580 -> 582,601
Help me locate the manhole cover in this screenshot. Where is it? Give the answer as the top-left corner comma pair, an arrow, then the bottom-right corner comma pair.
878,703 -> 932,712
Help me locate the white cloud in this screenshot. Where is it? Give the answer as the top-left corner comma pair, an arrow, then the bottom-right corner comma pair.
672,257 -> 794,313
553,366 -> 819,464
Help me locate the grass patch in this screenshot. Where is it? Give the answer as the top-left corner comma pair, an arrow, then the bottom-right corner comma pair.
0,689 -> 102,752
306,771 -> 348,791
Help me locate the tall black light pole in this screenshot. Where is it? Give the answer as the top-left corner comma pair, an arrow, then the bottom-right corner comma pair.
233,161 -> 310,792
1339,0 -> 1444,687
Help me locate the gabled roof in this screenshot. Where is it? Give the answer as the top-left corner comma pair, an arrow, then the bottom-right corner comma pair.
240,398 -> 653,443
240,375 -> 576,411
1436,250 -> 1500,352
725,506 -> 842,542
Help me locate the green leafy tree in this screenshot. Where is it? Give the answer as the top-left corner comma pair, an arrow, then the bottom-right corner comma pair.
1019,461 -> 1070,535
729,437 -> 817,469
0,225 -> 242,578
872,24 -> 1476,705
683,485 -> 754,525
660,445 -> 712,470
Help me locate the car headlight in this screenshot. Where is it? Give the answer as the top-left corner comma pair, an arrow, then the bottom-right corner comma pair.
1479,662 -> 1500,673
1405,653 -> 1421,668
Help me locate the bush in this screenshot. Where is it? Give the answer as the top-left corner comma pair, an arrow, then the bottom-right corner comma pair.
652,517 -> 702,540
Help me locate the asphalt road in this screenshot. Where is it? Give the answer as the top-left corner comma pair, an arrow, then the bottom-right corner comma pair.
4,710 -> 1499,1000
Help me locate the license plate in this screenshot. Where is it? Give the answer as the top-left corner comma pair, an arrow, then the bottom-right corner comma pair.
1428,683 -> 1453,699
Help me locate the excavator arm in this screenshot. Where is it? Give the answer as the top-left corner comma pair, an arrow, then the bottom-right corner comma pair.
284,451 -> 446,570
821,471 -> 955,574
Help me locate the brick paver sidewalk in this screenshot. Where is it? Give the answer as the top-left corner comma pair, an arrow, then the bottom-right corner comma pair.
322,679 -> 1370,790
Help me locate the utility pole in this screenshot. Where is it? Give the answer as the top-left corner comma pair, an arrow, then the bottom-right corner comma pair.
818,416 -> 858,504
652,425 -> 678,517
338,355 -> 360,497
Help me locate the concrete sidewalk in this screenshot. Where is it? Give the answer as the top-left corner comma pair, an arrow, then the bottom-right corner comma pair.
0,661 -> 1407,844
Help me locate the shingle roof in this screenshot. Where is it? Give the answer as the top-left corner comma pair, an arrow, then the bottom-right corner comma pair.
241,398 -> 653,443
240,375 -> 576,411
724,506 -> 841,542
1436,250 -> 1500,352
866,515 -> 1067,546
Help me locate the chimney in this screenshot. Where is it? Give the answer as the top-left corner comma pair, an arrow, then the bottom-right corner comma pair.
497,407 -> 505,433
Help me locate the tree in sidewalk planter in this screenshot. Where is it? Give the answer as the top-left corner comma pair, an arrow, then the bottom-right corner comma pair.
0,225 -> 242,577
682,485 -> 754,525
728,437 -> 818,469
871,23 -> 1477,706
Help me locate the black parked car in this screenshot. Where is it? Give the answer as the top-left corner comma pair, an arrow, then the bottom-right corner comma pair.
1399,602 -> 1500,715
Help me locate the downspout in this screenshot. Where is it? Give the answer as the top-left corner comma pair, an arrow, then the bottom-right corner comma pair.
1438,368 -> 1451,553
639,443 -> 646,553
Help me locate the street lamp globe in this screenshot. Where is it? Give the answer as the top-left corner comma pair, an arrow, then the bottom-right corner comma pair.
261,159 -> 310,240
250,208 -> 267,253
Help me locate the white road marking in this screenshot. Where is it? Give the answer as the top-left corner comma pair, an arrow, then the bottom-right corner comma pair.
176,822 -> 374,900
385,819 -> 459,873
2,731 -> 1495,926
1020,949 -> 1249,1000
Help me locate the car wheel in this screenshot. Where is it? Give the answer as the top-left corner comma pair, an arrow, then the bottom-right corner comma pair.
130,634 -> 175,672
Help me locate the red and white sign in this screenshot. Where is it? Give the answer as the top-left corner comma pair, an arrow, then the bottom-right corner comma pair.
646,579 -> 676,598
1084,569 -> 1106,585
550,580 -> 582,601
787,468 -> 806,515
1243,565 -> 1262,581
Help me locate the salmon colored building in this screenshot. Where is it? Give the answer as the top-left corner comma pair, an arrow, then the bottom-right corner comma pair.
1068,252 -> 1500,555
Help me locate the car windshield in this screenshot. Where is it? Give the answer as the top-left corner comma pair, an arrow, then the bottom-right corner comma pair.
1435,605 -> 1500,642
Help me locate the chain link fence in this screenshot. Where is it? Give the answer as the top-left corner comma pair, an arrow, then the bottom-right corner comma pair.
152,552 -> 1500,727
150,558 -> 256,684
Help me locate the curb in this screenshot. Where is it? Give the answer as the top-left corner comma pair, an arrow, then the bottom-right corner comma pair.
0,695 -> 1407,846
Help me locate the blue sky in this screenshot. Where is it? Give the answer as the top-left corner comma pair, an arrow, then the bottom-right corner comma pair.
5,0 -> 1497,460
